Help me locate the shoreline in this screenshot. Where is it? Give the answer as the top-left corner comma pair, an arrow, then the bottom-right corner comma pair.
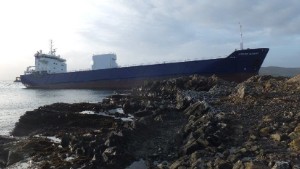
1,74 -> 300,168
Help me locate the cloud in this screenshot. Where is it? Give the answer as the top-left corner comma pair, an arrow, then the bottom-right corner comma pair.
1,0 -> 300,80
76,0 -> 300,67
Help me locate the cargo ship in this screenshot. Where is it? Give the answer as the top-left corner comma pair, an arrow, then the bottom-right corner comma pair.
20,41 -> 269,89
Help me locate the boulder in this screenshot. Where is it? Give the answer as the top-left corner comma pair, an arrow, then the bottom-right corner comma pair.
184,101 -> 209,116
0,147 -> 8,168
289,138 -> 300,151
271,133 -> 281,142
169,157 -> 187,169
271,161 -> 291,169
260,127 -> 272,137
102,146 -> 118,163
287,74 -> 300,84
6,150 -> 24,166
233,160 -> 245,169
289,125 -> 300,151
181,140 -> 204,155
244,161 -> 268,169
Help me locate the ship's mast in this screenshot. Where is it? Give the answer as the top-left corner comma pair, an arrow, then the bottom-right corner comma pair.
49,39 -> 56,56
50,40 -> 53,55
239,23 -> 244,50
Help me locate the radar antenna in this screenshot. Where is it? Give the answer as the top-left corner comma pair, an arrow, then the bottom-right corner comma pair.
239,22 -> 244,50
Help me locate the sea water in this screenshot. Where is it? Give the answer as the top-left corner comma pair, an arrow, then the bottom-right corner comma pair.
0,81 -> 114,136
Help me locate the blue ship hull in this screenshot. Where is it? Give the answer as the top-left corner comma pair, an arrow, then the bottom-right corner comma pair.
20,48 -> 269,89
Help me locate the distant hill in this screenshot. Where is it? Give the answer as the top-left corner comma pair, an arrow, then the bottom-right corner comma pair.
259,66 -> 300,77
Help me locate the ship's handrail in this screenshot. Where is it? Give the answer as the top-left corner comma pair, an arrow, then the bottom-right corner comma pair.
24,66 -> 36,75
118,57 -> 226,68
68,69 -> 92,72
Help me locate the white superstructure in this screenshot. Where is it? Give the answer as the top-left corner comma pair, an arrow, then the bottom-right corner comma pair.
25,41 -> 67,74
92,54 -> 118,70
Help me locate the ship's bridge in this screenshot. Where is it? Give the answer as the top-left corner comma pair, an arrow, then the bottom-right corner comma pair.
25,41 -> 67,74
34,50 -> 67,74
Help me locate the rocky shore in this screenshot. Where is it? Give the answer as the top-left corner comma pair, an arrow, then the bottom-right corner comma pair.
1,74 -> 300,168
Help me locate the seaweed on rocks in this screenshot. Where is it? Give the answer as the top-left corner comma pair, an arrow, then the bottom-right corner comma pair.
2,74 -> 300,168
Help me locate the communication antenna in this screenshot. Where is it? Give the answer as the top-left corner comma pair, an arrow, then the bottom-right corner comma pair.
239,22 -> 243,50
49,39 -> 57,55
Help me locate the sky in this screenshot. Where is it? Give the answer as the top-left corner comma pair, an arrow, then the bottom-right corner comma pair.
0,0 -> 299,80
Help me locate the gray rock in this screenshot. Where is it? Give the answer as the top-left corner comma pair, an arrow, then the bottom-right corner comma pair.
217,162 -> 233,169
104,132 -> 124,147
208,84 -> 234,96
287,74 -> 300,84
6,150 -> 24,166
244,161 -> 269,169
61,134 -> 70,148
191,158 -> 206,169
102,146 -> 117,163
169,157 -> 186,169
292,165 -> 300,169
184,101 -> 209,116
272,161 -> 291,169
235,82 -> 264,99
232,160 -> 245,169
134,110 -> 153,117
0,147 -> 8,168
181,140 -> 204,155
